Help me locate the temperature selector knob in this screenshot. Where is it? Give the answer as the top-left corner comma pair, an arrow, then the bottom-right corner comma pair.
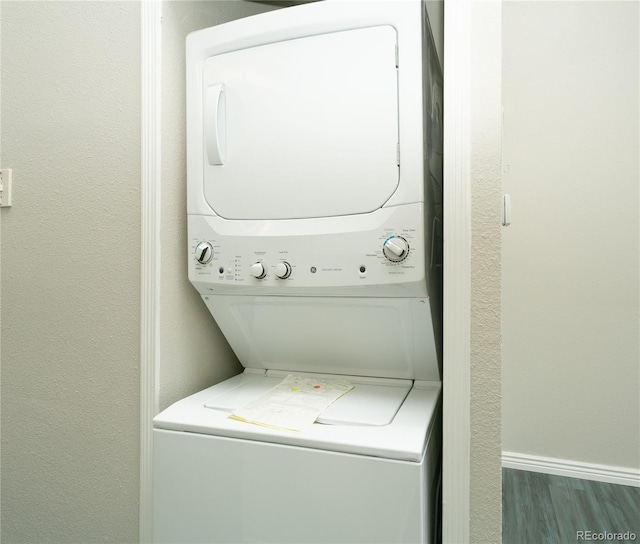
383,236 -> 410,262
250,262 -> 267,279
194,241 -> 213,264
275,261 -> 292,279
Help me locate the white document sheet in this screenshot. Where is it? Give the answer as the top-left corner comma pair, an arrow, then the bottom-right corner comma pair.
229,374 -> 354,433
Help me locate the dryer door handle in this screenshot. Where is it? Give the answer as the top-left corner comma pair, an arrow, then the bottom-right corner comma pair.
205,84 -> 226,165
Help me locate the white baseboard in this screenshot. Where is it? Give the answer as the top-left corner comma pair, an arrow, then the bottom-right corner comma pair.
502,451 -> 640,488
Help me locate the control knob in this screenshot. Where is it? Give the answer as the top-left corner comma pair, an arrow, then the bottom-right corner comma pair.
194,241 -> 213,264
275,261 -> 292,279
250,262 -> 267,279
383,236 -> 410,262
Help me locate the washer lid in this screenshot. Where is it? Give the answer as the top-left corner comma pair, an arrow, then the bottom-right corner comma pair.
204,371 -> 412,427
201,25 -> 399,220
155,371 -> 441,462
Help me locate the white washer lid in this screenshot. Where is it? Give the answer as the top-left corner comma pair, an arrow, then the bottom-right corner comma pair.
204,370 -> 412,427
154,370 -> 441,461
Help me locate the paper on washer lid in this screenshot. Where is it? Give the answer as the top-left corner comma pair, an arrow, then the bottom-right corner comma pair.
229,374 -> 354,433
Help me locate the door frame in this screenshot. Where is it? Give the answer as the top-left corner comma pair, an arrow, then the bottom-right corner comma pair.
140,2 -> 161,542
441,0 -> 472,541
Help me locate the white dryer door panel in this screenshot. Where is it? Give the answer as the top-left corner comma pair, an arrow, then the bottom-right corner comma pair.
202,25 -> 399,220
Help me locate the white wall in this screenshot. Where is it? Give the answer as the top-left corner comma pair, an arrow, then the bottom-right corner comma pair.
1,2 -> 141,542
502,1 -> 640,476
159,0 -> 278,411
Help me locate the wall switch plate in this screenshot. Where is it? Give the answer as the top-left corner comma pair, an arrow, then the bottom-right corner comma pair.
502,194 -> 511,226
0,169 -> 13,207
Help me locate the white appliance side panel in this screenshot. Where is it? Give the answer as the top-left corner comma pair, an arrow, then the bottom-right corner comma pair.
202,295 -> 439,381
152,429 -> 434,544
202,26 -> 399,220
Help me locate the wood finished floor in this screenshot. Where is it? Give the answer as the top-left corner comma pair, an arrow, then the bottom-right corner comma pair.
502,468 -> 640,544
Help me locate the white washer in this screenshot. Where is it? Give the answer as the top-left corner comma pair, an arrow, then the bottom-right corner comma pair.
153,1 -> 443,543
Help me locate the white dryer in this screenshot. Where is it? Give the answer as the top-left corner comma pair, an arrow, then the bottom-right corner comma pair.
153,1 -> 443,543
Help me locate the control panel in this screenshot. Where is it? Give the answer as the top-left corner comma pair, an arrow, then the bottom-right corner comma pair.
188,203 -> 429,296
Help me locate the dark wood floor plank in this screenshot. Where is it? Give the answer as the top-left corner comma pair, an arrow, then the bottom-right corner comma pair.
548,475 -> 587,542
585,479 -> 627,533
503,468 -> 640,544
528,471 -> 563,543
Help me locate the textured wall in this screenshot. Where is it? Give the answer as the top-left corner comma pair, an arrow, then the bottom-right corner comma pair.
470,1 -> 503,542
1,2 -> 141,542
159,0 -> 278,411
502,1 -> 640,471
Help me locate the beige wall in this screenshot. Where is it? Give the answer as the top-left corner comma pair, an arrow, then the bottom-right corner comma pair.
1,2 -> 141,542
159,0 -> 278,412
470,1 -> 502,541
502,1 -> 640,471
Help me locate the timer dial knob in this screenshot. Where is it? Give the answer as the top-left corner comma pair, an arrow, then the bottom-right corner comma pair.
275,261 -> 292,279
383,236 -> 410,262
194,241 -> 214,264
250,262 -> 267,279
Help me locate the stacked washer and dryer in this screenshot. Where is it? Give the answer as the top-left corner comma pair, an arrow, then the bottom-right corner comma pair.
153,1 -> 443,543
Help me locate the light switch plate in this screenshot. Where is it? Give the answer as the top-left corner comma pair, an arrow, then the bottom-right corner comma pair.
502,194 -> 511,226
0,169 -> 13,207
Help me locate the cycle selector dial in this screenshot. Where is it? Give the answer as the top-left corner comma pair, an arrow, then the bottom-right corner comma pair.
275,261 -> 292,279
250,262 -> 267,279
194,241 -> 214,264
383,236 -> 410,262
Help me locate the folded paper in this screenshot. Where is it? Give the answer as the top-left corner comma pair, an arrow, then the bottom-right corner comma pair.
230,374 -> 354,432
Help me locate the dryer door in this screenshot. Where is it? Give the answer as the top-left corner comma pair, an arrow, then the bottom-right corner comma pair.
201,25 -> 399,220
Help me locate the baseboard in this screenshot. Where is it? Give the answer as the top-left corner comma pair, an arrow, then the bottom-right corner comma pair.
502,451 -> 640,488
